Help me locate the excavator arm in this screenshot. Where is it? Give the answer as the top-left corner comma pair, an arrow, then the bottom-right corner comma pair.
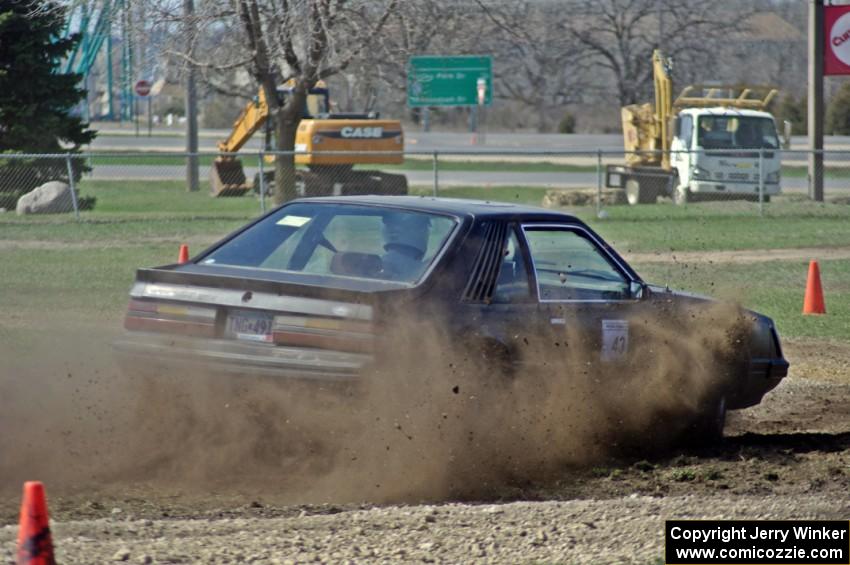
621,49 -> 673,169
218,88 -> 270,153
653,50 -> 673,169
210,89 -> 270,196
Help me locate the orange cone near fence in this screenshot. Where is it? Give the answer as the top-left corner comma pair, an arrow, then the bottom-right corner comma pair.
178,244 -> 189,264
803,260 -> 826,315
16,481 -> 56,565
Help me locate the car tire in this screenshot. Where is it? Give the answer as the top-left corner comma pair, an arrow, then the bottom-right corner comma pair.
687,394 -> 727,446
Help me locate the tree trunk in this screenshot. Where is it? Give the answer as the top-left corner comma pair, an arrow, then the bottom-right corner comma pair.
272,91 -> 306,205
536,102 -> 549,133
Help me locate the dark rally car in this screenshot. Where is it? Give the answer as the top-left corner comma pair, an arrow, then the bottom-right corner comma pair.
116,196 -> 788,440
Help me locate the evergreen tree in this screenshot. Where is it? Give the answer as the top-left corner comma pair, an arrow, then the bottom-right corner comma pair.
0,0 -> 94,151
0,0 -> 95,208
772,94 -> 807,136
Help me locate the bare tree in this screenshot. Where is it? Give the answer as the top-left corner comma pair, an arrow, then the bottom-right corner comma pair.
146,0 -> 398,204
347,0 -> 472,123
476,0 -> 591,132
568,0 -> 755,107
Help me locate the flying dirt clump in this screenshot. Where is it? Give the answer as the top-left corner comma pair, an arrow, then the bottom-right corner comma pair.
0,301 -> 752,505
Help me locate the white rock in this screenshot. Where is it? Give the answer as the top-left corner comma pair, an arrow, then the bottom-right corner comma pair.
16,181 -> 76,215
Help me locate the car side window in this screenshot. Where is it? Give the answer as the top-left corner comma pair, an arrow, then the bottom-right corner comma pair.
491,229 -> 531,303
524,227 -> 629,301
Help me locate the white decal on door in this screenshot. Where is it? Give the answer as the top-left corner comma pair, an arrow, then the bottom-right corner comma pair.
601,319 -> 629,361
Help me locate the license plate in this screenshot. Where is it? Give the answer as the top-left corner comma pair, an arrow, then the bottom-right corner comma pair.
227,310 -> 274,343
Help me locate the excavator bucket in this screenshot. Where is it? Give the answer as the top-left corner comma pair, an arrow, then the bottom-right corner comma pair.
210,157 -> 251,197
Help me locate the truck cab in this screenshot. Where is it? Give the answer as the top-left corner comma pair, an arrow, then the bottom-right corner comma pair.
669,108 -> 782,204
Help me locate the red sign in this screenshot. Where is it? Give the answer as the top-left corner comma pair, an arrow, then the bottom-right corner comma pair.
825,5 -> 850,75
134,79 -> 152,97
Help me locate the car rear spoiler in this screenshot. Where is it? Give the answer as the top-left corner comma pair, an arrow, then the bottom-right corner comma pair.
134,265 -> 410,302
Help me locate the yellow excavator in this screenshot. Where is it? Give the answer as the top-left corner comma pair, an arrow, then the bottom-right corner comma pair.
608,50 -> 785,205
211,81 -> 407,197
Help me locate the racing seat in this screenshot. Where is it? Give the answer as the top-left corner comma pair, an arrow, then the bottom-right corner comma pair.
492,259 -> 530,303
496,260 -> 516,286
329,251 -> 383,278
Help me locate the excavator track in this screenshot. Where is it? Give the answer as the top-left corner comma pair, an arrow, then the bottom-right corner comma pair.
253,169 -> 408,198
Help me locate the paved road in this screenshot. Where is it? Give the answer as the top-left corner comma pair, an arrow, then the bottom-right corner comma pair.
88,130 -> 626,153
86,165 -> 849,195
87,129 -> 850,154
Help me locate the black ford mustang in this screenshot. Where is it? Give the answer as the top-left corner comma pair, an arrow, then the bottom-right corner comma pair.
116,196 -> 788,442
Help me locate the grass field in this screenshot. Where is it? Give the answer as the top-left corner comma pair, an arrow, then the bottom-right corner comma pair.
2,179 -> 847,341
633,259 -> 850,341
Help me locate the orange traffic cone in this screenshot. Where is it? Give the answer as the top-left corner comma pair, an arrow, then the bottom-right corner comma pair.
803,260 -> 826,315
178,244 -> 189,264
16,481 -> 55,565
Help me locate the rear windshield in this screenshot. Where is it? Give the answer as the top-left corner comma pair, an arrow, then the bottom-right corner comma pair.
199,203 -> 458,284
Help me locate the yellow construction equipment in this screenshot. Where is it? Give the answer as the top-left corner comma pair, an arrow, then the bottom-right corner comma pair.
609,50 -> 783,205
211,81 -> 407,197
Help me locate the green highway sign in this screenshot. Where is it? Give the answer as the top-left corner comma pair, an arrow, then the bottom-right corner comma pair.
407,55 -> 493,107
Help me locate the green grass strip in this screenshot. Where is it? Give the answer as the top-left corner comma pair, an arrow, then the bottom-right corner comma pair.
633,258 -> 850,341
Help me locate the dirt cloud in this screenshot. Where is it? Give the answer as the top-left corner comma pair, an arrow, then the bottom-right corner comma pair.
0,299 -> 752,505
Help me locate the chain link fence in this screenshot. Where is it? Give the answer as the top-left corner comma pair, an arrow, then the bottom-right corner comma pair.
1,149 -> 849,220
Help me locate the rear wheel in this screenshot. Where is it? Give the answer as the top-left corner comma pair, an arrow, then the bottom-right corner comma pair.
625,178 -> 657,205
686,395 -> 727,446
673,184 -> 690,206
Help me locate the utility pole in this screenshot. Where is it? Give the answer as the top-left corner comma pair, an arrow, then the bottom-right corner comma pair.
184,0 -> 199,192
808,0 -> 824,202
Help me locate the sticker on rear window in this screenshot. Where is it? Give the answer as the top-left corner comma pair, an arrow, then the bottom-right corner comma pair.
601,319 -> 628,361
277,215 -> 311,227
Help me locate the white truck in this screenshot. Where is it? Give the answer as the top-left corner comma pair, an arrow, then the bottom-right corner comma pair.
606,50 -> 787,205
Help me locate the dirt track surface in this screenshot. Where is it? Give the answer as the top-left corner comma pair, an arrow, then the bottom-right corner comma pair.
1,333 -> 849,563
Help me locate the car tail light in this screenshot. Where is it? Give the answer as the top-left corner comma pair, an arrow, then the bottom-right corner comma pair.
271,314 -> 374,353
124,299 -> 217,337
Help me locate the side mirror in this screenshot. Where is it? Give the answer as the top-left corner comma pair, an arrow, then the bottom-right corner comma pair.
782,120 -> 792,150
630,281 -> 648,300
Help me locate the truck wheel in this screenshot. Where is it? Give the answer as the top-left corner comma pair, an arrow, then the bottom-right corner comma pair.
625,179 -> 656,205
673,184 -> 690,206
